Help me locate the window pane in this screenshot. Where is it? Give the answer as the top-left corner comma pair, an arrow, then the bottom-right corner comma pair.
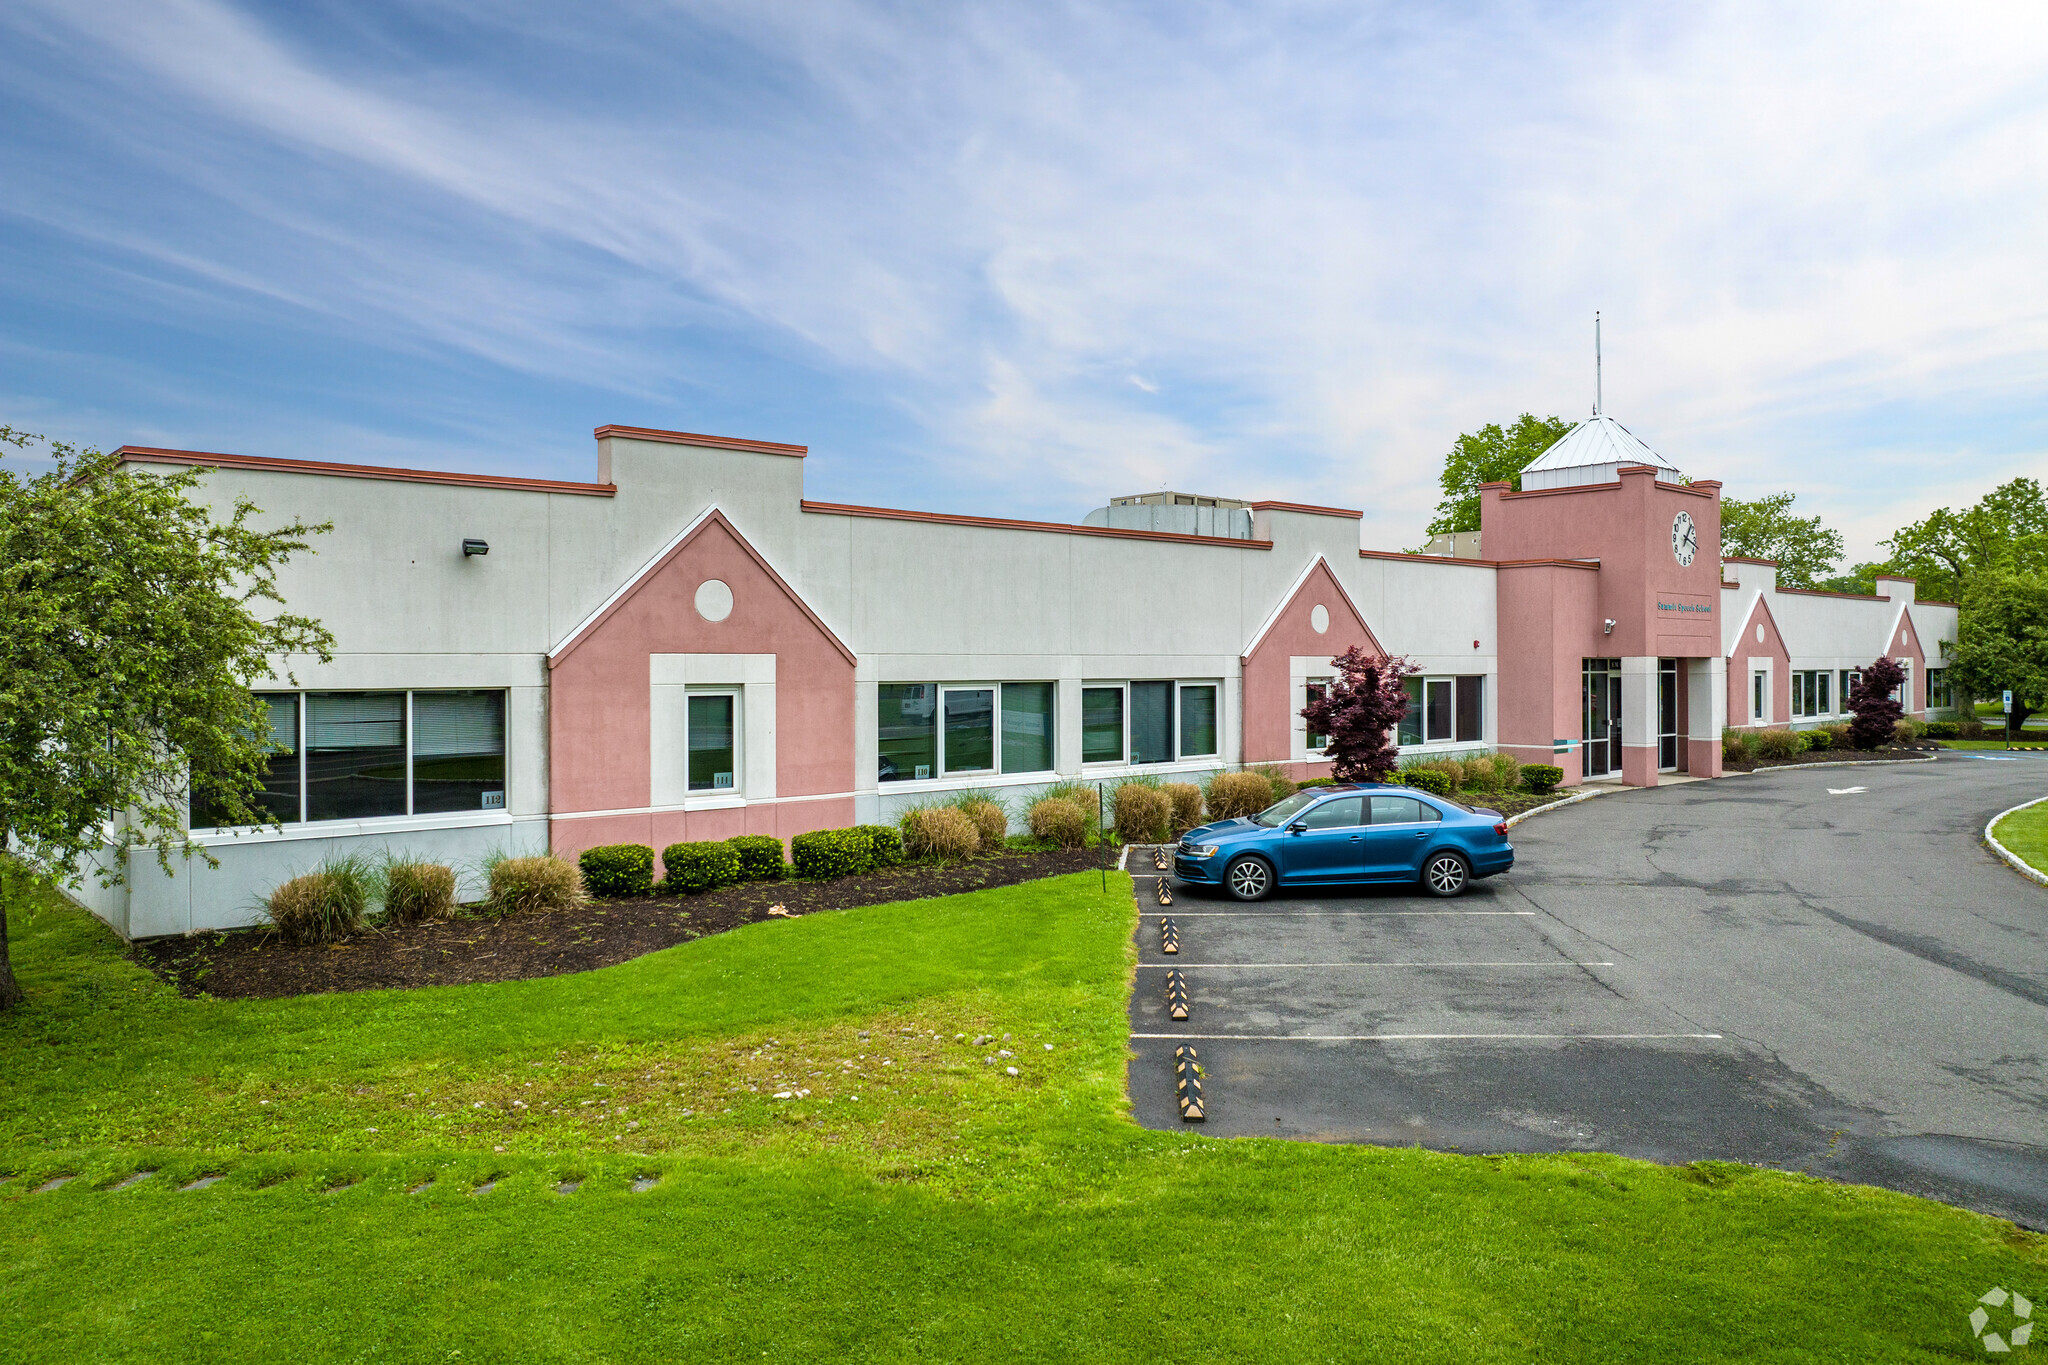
1455,675 -> 1483,743
412,691 -> 506,814
1001,683 -> 1055,773
1369,795 -> 1433,825
1179,685 -> 1218,757
1399,678 -> 1423,745
944,688 -> 995,774
1082,687 -> 1124,763
1304,682 -> 1328,750
1298,795 -> 1363,829
688,694 -> 737,792
1130,681 -> 1173,763
1818,673 -> 1831,713
305,692 -> 407,821
1425,679 -> 1453,742
191,693 -> 300,828
879,684 -> 936,782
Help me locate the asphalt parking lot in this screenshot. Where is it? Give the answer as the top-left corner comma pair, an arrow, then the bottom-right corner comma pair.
1127,753 -> 2048,1227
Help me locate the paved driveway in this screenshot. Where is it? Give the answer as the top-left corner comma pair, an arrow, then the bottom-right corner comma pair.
1128,754 -> 2048,1227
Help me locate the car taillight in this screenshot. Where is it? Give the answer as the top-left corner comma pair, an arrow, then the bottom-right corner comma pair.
1494,821 -> 1509,837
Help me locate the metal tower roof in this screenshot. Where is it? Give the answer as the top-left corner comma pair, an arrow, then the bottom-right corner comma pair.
1519,413 -> 1683,490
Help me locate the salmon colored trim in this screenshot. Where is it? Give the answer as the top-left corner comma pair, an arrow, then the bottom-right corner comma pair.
1724,555 -> 1779,566
1720,581 -> 1741,589
114,446 -> 616,496
1494,558 -> 1603,570
1780,586 -> 1889,601
1487,478 -> 1717,502
1357,548 -> 1495,568
799,500 -> 1273,550
1920,599 -> 1959,608
548,508 -> 856,669
592,425 -> 807,457
1873,574 -> 1918,585
1249,499 -> 1363,519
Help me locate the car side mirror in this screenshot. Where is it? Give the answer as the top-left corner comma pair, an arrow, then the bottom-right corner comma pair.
1288,822 -> 1308,834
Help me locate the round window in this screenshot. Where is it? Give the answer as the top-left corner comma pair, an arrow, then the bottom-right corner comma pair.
1310,604 -> 1330,634
694,579 -> 734,622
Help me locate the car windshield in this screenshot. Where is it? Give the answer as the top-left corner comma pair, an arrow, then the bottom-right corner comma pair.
1252,790 -> 1324,827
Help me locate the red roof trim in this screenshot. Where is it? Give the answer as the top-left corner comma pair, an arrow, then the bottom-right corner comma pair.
115,446 -> 616,497
1494,558 -> 1603,570
1488,478 -> 1716,502
800,500 -> 1273,550
1919,599 -> 1959,608
1358,548 -> 1494,568
1724,555 -> 1779,566
593,425 -> 807,457
1250,499 -> 1363,519
1780,586 -> 1888,602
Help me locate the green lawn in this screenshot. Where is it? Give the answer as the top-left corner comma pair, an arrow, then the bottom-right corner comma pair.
2,874 -> 2041,1362
1992,801 -> 2048,875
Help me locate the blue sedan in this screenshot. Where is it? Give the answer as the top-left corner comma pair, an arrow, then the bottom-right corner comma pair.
1172,783 -> 1513,900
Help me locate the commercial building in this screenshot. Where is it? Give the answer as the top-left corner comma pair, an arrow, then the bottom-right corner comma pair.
80,416 -> 1957,937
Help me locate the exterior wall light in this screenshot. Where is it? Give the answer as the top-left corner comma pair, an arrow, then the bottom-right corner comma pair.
462,539 -> 489,557
1603,619 -> 1615,635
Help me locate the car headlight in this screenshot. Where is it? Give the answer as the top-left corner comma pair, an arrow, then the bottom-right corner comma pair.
1181,844 -> 1220,859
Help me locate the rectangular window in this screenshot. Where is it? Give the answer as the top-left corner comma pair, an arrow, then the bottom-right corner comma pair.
878,683 -> 936,782
1840,670 -> 1860,709
1130,681 -> 1174,764
1304,681 -> 1328,752
943,687 -> 996,775
412,690 -> 506,814
687,693 -> 738,792
1791,672 -> 1809,719
1179,684 -> 1218,757
1753,672 -> 1766,721
1425,678 -> 1454,742
305,692 -> 407,821
190,693 -> 301,828
1001,682 -> 1056,774
1927,668 -> 1949,711
1817,671 -> 1831,715
1399,678 -> 1424,746
1455,675 -> 1483,743
1082,686 -> 1125,764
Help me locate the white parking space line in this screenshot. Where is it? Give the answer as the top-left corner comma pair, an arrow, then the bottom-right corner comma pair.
1130,1032 -> 1723,1041
1134,961 -> 1616,969
1148,911 -> 1536,917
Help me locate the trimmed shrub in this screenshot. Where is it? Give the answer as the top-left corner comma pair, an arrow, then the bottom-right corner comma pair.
1522,764 -> 1564,795
488,855 -> 584,916
579,843 -> 655,898
1924,720 -> 1958,740
1803,727 -> 1833,751
1162,782 -> 1204,831
1822,722 -> 1854,750
264,858 -> 371,944
958,799 -> 1010,852
1723,730 -> 1755,764
1205,771 -> 1275,821
1400,767 -> 1452,796
660,841 -> 742,894
1112,782 -> 1173,844
853,824 -> 904,868
1249,764 -> 1297,804
1754,728 -> 1800,760
1958,716 -> 1987,739
901,806 -> 980,861
791,828 -> 874,879
384,861 -> 456,923
1028,797 -> 1088,848
725,835 -> 787,882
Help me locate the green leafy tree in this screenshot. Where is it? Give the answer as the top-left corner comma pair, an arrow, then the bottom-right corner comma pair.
1877,478 -> 2048,605
0,428 -> 331,1008
1719,492 -> 1845,590
1425,413 -> 1573,536
1813,562 -> 1887,596
1945,573 -> 2048,735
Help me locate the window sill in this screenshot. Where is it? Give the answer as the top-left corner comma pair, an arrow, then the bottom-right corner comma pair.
682,794 -> 746,811
186,809 -> 525,846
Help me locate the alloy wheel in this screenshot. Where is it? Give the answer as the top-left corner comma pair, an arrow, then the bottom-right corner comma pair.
1424,854 -> 1469,897
1227,858 -> 1272,901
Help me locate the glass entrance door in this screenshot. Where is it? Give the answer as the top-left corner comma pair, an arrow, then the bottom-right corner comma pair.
1582,658 -> 1622,777
1658,659 -> 1679,771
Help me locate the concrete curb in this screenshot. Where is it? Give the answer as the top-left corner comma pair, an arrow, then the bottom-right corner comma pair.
1984,796 -> 2048,889
1503,787 -> 1609,829
1730,756 -> 1940,774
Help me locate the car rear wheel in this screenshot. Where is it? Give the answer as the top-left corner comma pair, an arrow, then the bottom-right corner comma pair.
1224,856 -> 1274,902
1421,852 -> 1470,898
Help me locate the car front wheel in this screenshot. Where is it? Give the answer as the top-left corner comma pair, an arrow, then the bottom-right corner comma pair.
1224,856 -> 1274,902
1421,852 -> 1470,898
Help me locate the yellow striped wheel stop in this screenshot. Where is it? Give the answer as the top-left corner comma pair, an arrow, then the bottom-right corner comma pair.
1153,848 -> 1169,870
1175,1044 -> 1206,1122
1159,917 -> 1179,954
1164,968 -> 1190,1020
1155,878 -> 1173,906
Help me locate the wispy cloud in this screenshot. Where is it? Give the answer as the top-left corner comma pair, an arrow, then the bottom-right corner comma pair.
1,0 -> 2043,557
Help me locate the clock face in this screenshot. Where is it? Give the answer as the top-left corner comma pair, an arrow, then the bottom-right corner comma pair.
1672,511 -> 1698,567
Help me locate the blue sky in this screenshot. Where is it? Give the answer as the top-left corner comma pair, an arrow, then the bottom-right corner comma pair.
3,1 -> 2043,561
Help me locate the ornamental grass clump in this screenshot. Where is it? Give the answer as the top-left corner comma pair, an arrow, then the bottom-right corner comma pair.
264,857 -> 372,945
487,855 -> 584,916
578,843 -> 655,898
1722,730 -> 1754,764
1027,797 -> 1088,848
900,806 -> 979,861
1112,783 -> 1172,844
956,799 -> 1010,852
1248,764 -> 1296,804
382,860 -> 456,923
1161,782 -> 1203,832
1205,771 -> 1275,821
1754,728 -> 1801,760
1478,752 -> 1521,794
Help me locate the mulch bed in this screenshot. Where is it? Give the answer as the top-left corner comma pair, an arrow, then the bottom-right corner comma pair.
1722,744 -> 1938,774
132,846 -> 1112,1002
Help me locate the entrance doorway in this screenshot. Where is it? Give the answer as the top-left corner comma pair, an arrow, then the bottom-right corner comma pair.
1582,657 -> 1621,777
1659,658 -> 1679,771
